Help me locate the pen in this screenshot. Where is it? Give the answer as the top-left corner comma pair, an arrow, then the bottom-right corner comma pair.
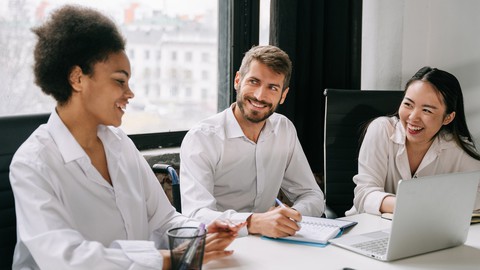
275,198 -> 286,208
275,198 -> 300,226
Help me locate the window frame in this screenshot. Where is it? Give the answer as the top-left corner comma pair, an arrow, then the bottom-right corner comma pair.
130,0 -> 260,150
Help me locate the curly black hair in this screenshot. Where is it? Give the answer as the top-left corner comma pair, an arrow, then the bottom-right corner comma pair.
32,5 -> 126,105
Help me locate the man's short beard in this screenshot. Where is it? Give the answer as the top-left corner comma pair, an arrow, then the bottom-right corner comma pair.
236,93 -> 276,123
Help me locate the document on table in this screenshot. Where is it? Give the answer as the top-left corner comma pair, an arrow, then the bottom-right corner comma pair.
280,216 -> 357,244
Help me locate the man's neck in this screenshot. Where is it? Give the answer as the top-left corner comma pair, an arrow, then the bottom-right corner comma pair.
232,103 -> 266,143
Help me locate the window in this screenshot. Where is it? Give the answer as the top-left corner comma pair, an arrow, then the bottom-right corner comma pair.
185,87 -> 192,98
201,52 -> 210,62
171,86 -> 179,97
143,68 -> 151,79
185,70 -> 192,80
185,51 -> 193,62
1,0 -> 267,149
0,0 -> 219,135
201,88 -> 208,100
201,70 -> 209,80
144,84 -> 150,96
259,0 -> 271,45
171,69 -> 177,79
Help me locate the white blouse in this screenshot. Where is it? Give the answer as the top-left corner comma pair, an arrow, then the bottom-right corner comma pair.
10,111 -> 198,269
347,116 -> 480,216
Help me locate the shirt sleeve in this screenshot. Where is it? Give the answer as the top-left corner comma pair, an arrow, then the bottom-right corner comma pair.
352,117 -> 395,215
179,129 -> 252,236
137,148 -> 201,247
10,158 -> 163,270
281,129 -> 325,217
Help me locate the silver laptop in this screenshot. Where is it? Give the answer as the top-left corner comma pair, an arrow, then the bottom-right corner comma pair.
329,170 -> 480,261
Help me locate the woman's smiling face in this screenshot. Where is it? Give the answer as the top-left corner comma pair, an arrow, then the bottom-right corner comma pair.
79,50 -> 134,127
398,80 -> 455,147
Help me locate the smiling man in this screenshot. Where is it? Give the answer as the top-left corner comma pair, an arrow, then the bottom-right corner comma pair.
180,45 -> 325,238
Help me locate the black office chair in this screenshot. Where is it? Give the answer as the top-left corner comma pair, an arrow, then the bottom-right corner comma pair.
323,89 -> 404,218
0,113 -> 50,269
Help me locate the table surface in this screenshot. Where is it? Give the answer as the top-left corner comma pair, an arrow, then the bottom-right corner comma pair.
204,213 -> 480,270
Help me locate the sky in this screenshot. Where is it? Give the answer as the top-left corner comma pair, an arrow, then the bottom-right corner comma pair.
41,0 -> 216,16
0,0 -> 218,27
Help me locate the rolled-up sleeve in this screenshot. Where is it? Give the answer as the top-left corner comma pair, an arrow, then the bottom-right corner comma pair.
353,118 -> 393,215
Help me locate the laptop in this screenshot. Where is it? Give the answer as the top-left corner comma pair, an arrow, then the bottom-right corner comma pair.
329,170 -> 480,261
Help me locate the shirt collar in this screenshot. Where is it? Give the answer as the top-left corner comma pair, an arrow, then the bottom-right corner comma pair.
390,118 -> 404,144
47,110 -> 122,164
225,103 -> 245,139
225,103 -> 274,140
47,110 -> 85,163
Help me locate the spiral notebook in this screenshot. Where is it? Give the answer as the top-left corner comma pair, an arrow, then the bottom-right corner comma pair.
266,216 -> 357,245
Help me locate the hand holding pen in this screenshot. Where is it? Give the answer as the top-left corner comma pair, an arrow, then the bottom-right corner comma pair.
246,199 -> 302,238
275,198 -> 302,227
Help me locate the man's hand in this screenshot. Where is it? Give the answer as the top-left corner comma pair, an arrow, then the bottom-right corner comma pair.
247,207 -> 302,238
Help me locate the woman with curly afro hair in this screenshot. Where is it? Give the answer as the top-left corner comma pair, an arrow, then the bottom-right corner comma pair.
9,5 -> 244,270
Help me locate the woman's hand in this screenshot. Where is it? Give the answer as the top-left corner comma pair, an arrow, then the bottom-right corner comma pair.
380,195 -> 396,213
207,219 -> 246,235
203,220 -> 246,264
159,250 -> 171,270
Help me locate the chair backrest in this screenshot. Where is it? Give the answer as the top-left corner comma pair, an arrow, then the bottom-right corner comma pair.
152,163 -> 181,213
0,113 -> 50,269
323,89 -> 404,217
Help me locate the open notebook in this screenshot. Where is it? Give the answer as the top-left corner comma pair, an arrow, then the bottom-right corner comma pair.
265,216 -> 357,245
329,170 -> 480,261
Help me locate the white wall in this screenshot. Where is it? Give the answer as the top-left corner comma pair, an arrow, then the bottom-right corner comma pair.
362,0 -> 480,142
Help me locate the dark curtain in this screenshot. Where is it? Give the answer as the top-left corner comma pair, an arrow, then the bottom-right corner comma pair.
270,0 -> 362,176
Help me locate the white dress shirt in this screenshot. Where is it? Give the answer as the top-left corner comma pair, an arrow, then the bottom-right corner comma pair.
180,104 -> 325,234
347,116 -> 480,216
9,111 -> 198,269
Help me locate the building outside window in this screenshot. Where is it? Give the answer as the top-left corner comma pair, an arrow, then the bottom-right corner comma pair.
185,51 -> 192,62
201,52 -> 209,62
1,0 -> 270,137
0,0 -> 219,134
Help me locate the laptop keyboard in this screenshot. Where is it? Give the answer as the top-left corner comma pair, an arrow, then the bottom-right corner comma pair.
352,237 -> 389,255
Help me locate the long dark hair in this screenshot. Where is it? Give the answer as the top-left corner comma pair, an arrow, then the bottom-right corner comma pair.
403,66 -> 480,160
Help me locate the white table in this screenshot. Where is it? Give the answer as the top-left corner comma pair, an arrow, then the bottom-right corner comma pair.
204,213 -> 480,270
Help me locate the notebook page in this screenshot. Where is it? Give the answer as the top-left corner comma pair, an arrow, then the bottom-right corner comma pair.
281,216 -> 356,244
